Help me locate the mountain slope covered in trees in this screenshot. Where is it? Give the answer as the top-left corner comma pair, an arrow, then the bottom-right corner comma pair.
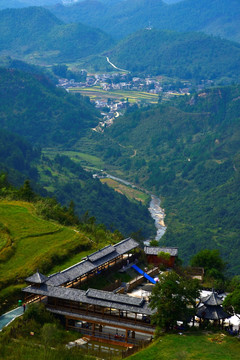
0,67 -> 99,146
0,67 -> 155,238
50,0 -> 240,42
0,7 -> 114,63
108,29 -> 240,82
84,85 -> 240,274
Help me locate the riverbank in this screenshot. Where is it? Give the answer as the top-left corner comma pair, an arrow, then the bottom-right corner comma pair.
104,174 -> 166,241
148,195 -> 166,241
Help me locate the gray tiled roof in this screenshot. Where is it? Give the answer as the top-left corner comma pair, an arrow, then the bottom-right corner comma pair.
114,238 -> 139,255
144,246 -> 178,256
201,291 -> 223,306
46,260 -> 95,286
86,288 -> 145,307
44,237 -> 139,287
88,245 -> 116,263
23,284 -> 153,315
25,271 -> 48,284
197,304 -> 230,320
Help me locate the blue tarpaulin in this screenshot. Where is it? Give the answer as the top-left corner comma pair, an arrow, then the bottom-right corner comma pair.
131,264 -> 156,284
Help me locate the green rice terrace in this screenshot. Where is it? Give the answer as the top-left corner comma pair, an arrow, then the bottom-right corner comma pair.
0,199 -> 119,314
68,86 -> 159,104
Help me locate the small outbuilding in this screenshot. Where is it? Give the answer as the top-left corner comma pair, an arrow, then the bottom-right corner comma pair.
144,246 -> 178,268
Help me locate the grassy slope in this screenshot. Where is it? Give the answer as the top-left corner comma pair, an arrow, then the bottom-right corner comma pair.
0,200 -> 98,311
128,332 -> 240,360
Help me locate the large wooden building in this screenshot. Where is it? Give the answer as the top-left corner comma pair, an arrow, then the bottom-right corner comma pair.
23,238 -> 155,345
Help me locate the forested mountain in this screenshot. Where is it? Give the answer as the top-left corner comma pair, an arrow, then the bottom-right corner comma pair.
50,0 -> 240,42
0,7 -> 114,63
85,85 -> 240,274
0,67 -> 155,237
39,154 -> 155,237
0,67 -> 99,146
108,29 -> 240,82
0,0 -> 62,10
0,56 -> 58,82
0,0 -> 25,9
0,129 -> 41,186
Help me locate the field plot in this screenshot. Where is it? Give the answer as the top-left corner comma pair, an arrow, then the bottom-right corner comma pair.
100,178 -> 149,205
68,86 -> 159,104
43,149 -> 105,171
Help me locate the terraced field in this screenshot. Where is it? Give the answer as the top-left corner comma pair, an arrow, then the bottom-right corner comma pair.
68,86 -> 159,104
0,200 -> 93,310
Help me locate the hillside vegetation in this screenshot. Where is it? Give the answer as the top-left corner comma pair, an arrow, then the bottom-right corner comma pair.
0,67 -> 99,146
83,85 -> 240,274
108,29 -> 240,82
50,0 -> 240,42
128,332 -> 240,360
0,7 -> 113,63
0,66 -> 155,238
38,153 -> 155,237
0,180 -> 127,313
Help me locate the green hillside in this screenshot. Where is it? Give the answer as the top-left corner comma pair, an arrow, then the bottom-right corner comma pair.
0,129 -> 155,239
128,333 -> 240,360
50,0 -> 240,43
0,7 -> 113,63
0,191 -> 125,313
0,129 -> 40,185
37,153 -> 155,237
108,29 -> 240,82
0,199 -> 89,312
0,66 -> 155,238
0,67 -> 99,146
82,85 -> 240,274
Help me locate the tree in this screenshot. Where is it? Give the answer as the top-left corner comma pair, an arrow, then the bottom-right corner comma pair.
190,249 -> 226,279
223,285 -> 240,318
18,180 -> 35,202
41,323 -> 63,360
150,271 -> 200,331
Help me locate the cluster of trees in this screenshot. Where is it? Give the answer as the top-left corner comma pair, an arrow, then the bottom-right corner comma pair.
41,154 -> 155,238
150,249 -> 239,333
150,271 -> 200,332
0,303 -> 94,360
0,67 -> 99,146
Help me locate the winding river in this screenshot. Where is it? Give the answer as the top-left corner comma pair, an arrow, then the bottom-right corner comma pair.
148,195 -> 166,241
105,174 -> 166,241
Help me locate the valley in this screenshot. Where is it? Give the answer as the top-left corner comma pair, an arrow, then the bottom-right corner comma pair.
0,1 -> 240,359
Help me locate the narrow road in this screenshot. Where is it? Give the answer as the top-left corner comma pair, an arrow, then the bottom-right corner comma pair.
106,57 -> 129,72
0,306 -> 23,331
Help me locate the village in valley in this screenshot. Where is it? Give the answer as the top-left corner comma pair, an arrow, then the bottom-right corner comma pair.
57,70 -> 214,132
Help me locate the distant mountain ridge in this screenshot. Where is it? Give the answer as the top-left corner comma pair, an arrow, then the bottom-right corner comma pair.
107,29 -> 240,82
0,7 -> 114,63
50,0 -> 240,42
